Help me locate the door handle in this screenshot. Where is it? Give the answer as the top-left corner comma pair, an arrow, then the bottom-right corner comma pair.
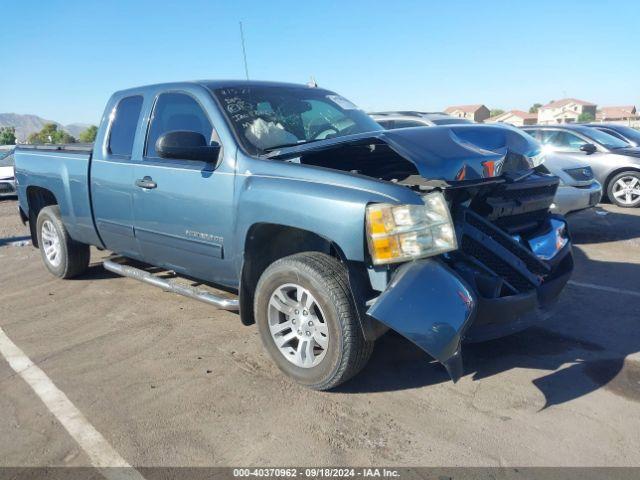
135,176 -> 157,189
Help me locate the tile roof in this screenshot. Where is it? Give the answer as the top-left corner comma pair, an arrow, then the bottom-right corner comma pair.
444,104 -> 486,113
542,98 -> 596,109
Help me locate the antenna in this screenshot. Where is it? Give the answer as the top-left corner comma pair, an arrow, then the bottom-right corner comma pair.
239,21 -> 249,80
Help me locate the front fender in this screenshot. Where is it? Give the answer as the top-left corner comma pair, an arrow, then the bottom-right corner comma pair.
367,259 -> 477,381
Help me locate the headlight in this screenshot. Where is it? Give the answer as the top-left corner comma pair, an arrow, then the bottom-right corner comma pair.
365,192 -> 457,265
563,166 -> 594,182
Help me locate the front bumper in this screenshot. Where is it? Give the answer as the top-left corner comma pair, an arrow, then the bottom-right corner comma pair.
0,178 -> 16,196
463,240 -> 572,342
367,215 -> 573,381
551,181 -> 602,215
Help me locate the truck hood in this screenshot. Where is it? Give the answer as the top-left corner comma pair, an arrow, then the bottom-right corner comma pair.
263,124 -> 543,183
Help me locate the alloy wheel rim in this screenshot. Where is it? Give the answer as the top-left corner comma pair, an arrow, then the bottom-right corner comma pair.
267,283 -> 329,368
41,220 -> 62,267
612,176 -> 640,206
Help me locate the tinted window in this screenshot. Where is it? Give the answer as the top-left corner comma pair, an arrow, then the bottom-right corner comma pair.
393,120 -> 427,128
581,127 -> 630,149
599,125 -> 640,145
109,96 -> 143,156
430,118 -> 472,125
0,152 -> 14,167
146,93 -> 213,158
597,128 -> 626,142
375,120 -> 394,129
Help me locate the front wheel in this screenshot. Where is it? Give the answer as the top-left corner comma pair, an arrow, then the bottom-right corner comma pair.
36,205 -> 90,278
607,171 -> 640,208
254,252 -> 373,390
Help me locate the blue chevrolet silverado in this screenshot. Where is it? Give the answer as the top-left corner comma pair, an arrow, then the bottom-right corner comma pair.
14,80 -> 573,389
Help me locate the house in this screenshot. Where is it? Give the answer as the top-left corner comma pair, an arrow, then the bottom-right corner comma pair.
596,105 -> 638,123
485,110 -> 537,127
444,104 -> 490,123
537,98 -> 597,124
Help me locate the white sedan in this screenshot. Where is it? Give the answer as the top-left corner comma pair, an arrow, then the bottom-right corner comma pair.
0,147 -> 16,197
543,153 -> 602,215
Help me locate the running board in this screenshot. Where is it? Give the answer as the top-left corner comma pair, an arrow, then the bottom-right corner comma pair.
103,259 -> 239,311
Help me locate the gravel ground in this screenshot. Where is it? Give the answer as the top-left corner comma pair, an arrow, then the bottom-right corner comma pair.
1,196 -> 639,468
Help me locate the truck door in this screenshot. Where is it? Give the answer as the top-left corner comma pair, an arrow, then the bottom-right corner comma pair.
91,95 -> 144,259
132,91 -> 235,284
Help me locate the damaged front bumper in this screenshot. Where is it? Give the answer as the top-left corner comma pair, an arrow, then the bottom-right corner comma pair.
367,216 -> 573,382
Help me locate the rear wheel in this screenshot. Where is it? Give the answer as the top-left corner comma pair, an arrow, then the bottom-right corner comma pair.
36,205 -> 90,278
254,252 -> 373,390
607,171 -> 640,208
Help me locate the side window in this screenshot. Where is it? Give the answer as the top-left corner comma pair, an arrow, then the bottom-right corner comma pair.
146,92 -> 213,158
540,130 -> 586,150
108,96 -> 143,156
523,130 -> 539,140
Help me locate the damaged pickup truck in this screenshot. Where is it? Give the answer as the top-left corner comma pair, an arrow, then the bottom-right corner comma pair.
14,81 -> 573,389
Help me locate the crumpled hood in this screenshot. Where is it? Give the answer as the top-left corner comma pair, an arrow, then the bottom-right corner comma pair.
264,124 -> 543,182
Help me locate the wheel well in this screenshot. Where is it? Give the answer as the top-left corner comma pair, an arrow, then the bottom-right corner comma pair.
26,187 -> 58,248
239,224 -> 343,326
604,167 -> 640,197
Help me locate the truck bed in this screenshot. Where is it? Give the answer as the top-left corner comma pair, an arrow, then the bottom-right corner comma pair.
14,143 -> 101,247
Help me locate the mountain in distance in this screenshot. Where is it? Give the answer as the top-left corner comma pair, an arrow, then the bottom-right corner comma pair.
0,113 -> 94,142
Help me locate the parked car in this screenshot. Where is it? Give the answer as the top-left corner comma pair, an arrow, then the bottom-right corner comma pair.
541,154 -> 602,215
370,111 -> 473,128
0,146 -> 16,197
522,124 -> 640,207
584,123 -> 640,148
15,81 -> 573,390
375,115 -> 601,215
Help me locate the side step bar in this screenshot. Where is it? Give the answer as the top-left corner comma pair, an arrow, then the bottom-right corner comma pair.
103,259 -> 239,311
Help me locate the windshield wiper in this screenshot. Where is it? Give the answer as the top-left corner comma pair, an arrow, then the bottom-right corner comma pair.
262,138 -> 326,154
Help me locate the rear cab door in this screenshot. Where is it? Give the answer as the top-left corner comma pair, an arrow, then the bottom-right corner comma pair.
91,92 -> 145,259
131,85 -> 237,286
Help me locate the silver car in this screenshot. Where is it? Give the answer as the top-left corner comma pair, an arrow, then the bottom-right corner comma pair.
369,111 -> 473,127
0,147 -> 16,197
371,114 -> 600,215
542,154 -> 602,215
522,125 -> 640,208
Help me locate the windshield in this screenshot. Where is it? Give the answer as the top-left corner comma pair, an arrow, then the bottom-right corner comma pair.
604,126 -> 640,145
213,86 -> 382,155
581,127 -> 630,149
430,118 -> 472,125
0,150 -> 14,166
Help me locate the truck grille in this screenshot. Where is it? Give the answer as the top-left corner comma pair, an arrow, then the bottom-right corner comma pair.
459,210 -> 549,294
470,173 -> 558,235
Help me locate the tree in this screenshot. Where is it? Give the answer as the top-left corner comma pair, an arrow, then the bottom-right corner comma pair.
27,123 -> 76,144
78,125 -> 98,143
0,126 -> 16,145
490,109 -> 505,118
529,103 -> 543,114
578,112 -> 595,123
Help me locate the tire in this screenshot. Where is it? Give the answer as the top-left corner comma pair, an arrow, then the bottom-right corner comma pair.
607,171 -> 640,208
36,205 -> 90,278
254,252 -> 374,390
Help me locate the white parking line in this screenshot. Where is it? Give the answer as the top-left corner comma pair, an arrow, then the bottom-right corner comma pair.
568,280 -> 640,298
0,327 -> 145,480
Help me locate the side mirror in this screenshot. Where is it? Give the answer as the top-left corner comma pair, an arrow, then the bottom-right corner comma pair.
156,131 -> 220,162
580,143 -> 597,154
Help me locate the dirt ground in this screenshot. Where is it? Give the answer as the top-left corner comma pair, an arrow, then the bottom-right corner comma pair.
1,196 -> 640,468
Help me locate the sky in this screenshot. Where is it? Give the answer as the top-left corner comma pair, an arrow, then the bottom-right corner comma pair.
1,0 -> 639,125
